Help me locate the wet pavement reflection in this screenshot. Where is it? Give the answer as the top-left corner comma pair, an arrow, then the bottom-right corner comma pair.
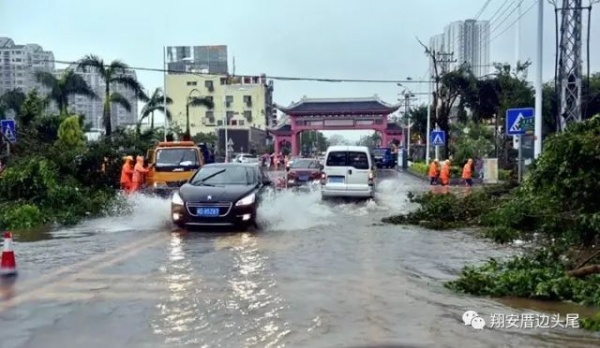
0,170 -> 599,348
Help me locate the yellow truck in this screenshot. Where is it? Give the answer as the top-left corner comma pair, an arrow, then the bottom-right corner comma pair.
145,141 -> 205,197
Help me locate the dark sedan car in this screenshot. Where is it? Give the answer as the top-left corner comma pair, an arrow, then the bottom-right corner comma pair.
171,163 -> 273,230
286,158 -> 323,188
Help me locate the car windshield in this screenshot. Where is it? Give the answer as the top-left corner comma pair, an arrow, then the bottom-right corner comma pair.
291,159 -> 318,169
155,148 -> 199,167
190,166 -> 254,186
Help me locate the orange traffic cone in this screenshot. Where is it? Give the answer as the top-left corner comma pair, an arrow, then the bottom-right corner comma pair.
1,231 -> 17,277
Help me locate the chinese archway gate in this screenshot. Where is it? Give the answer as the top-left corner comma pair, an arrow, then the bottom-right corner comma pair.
269,96 -> 403,155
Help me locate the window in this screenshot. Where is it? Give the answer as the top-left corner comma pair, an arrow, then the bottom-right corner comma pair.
243,95 -> 252,103
205,96 -> 213,102
190,165 -> 255,186
292,159 -> 318,169
217,120 -> 223,126
226,95 -> 233,103
205,111 -> 214,118
186,81 -> 197,86
347,151 -> 369,169
238,120 -> 245,126
326,151 -> 347,167
243,110 -> 252,122
220,77 -> 227,85
325,151 -> 369,169
231,120 -> 238,126
155,148 -> 200,168
204,80 -> 214,89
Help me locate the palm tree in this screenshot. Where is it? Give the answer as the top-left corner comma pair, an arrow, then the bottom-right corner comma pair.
77,55 -> 145,136
34,69 -> 97,115
139,87 -> 172,130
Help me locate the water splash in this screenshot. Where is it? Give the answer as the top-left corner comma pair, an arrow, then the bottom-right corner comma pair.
60,193 -> 172,235
258,187 -> 335,231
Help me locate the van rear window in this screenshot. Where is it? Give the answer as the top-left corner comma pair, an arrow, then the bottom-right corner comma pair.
326,151 -> 369,169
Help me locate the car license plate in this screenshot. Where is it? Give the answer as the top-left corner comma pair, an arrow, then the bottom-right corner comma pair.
197,207 -> 220,216
299,175 -> 309,181
328,176 -> 344,183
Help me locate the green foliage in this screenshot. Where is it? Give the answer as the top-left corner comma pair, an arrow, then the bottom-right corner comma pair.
381,184 -> 514,230
0,79 -> 159,232
445,251 -> 600,306
57,115 -> 85,147
449,121 -> 494,165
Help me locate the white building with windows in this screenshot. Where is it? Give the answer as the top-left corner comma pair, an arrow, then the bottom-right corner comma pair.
0,37 -> 54,95
55,63 -> 139,129
429,19 -> 490,78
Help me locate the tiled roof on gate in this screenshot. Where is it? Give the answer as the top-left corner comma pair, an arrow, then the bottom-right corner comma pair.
268,124 -> 291,133
385,122 -> 404,132
276,95 -> 401,115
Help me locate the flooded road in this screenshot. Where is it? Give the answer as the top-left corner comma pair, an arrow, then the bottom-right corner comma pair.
1,171 -> 599,348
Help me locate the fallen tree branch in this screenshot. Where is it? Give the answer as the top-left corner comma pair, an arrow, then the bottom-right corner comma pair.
567,264 -> 600,278
574,249 -> 600,270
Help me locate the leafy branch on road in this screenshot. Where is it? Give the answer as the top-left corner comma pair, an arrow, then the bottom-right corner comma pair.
382,115 -> 600,331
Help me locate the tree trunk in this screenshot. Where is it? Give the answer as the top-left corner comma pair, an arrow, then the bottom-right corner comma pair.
567,265 -> 600,278
104,86 -> 112,136
150,111 -> 154,129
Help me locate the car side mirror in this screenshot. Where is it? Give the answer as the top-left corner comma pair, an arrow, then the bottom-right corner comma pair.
262,179 -> 273,186
319,164 -> 324,171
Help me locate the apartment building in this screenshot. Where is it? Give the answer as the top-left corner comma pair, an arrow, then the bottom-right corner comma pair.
0,37 -> 54,96
428,19 -> 491,78
166,73 -> 275,152
55,63 -> 139,129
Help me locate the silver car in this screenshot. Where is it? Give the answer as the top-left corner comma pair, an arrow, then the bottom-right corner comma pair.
320,145 -> 375,200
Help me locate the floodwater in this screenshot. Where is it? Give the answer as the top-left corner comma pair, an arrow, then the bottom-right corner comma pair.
0,170 -> 599,348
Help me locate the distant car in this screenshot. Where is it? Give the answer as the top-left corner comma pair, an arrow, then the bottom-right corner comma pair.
320,145 -> 375,200
170,163 -> 273,230
372,147 -> 394,168
286,158 -> 323,188
235,153 -> 259,163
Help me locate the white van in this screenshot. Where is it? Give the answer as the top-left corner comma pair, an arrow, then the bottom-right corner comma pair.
320,145 -> 375,200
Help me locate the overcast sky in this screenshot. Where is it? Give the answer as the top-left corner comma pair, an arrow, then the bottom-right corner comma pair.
2,0 -> 599,141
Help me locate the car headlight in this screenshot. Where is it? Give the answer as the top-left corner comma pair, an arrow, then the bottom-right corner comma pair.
235,193 -> 256,206
171,191 -> 184,205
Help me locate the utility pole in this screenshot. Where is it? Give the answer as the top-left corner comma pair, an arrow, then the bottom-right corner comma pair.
432,51 -> 457,160
554,0 -> 596,132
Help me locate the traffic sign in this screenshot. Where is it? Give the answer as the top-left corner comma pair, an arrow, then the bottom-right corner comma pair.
227,138 -> 234,146
227,145 -> 234,153
506,108 -> 534,136
1,119 -> 16,143
430,130 -> 446,146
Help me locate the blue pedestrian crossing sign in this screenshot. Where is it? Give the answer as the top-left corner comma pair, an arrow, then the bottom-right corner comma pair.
506,107 -> 534,136
1,119 -> 16,143
430,130 -> 446,146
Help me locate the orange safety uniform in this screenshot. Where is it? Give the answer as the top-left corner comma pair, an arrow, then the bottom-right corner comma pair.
440,160 -> 450,186
120,156 -> 134,193
462,159 -> 474,187
132,156 -> 150,192
428,160 -> 439,185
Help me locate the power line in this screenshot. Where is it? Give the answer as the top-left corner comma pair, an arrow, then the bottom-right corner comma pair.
485,0 -> 537,47
488,0 -> 512,23
489,0 -> 525,36
49,58 -> 434,84
474,0 -> 494,19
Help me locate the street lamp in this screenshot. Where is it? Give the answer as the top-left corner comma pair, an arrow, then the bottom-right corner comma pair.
185,88 -> 202,140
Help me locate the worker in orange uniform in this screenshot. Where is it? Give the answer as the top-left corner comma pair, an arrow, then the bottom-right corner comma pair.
120,156 -> 134,193
428,159 -> 439,185
439,159 -> 451,193
462,158 -> 474,187
132,155 -> 152,193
